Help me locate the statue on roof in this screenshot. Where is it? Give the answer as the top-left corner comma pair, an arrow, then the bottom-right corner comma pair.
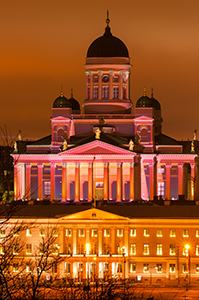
95,128 -> 101,139
14,141 -> 18,153
191,140 -> 195,153
62,133 -> 68,151
18,130 -> 22,141
129,139 -> 134,151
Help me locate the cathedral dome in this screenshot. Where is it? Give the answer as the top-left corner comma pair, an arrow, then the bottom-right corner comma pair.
53,93 -> 71,108
87,16 -> 129,58
136,94 -> 152,108
69,89 -> 81,113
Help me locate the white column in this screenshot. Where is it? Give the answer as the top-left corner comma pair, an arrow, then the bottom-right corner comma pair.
98,228 -> 102,255
73,228 -> 77,255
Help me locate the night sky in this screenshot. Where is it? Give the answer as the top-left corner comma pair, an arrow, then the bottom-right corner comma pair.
1,0 -> 199,142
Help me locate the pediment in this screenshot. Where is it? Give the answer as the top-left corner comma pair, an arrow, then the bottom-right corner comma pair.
59,140 -> 134,156
59,208 -> 128,221
134,115 -> 154,122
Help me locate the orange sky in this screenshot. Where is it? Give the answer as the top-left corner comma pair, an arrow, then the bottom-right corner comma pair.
1,0 -> 199,142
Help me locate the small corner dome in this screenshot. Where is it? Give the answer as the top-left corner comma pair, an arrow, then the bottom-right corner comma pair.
136,95 -> 152,108
53,93 -> 71,108
69,95 -> 80,112
150,95 -> 161,110
87,25 -> 129,58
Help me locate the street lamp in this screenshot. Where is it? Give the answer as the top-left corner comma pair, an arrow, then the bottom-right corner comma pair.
185,244 -> 190,291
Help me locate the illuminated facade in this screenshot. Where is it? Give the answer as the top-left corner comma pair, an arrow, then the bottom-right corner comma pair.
10,14 -> 199,282
13,16 -> 199,203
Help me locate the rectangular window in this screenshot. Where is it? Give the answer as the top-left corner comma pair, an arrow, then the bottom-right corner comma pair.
130,244 -> 136,255
93,76 -> 98,82
65,262 -> 71,273
93,86 -> 98,99
65,244 -> 72,255
157,229 -> 163,237
39,243 -> 45,255
113,86 -> 119,98
52,229 -> 58,237
102,86 -> 109,99
39,229 -> 45,237
13,229 -> 19,237
170,229 -> 176,237
113,76 -> 118,82
66,229 -> 72,237
156,264 -> 162,273
158,182 -> 165,196
26,263 -> 30,273
130,229 -> 136,237
143,244 -> 149,255
0,230 -> 5,237
196,245 -> 199,256
26,229 -> 32,237
130,263 -> 136,273
79,229 -> 85,237
26,244 -> 32,255
117,229 -> 123,237
196,230 -> 199,237
13,263 -> 19,273
0,244 -> 4,255
183,229 -> 189,237
13,244 -> 19,255
196,264 -> 199,273
53,244 -> 59,255
183,264 -> 187,273
104,229 -> 110,237
170,244 -> 176,255
157,244 -> 162,255
170,264 -> 175,273
91,229 -> 98,237
144,229 -> 149,237
116,263 -> 122,273
44,181 -> 51,196
143,263 -> 149,273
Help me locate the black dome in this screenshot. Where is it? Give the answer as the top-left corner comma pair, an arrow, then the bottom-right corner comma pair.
87,26 -> 129,58
136,93 -> 161,110
53,93 -> 71,108
136,95 -> 152,108
69,96 -> 80,112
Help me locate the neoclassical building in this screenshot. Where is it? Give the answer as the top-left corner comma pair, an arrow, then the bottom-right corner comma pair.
9,14 -> 199,283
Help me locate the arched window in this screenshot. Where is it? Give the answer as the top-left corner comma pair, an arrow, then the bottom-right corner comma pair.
57,128 -> 64,142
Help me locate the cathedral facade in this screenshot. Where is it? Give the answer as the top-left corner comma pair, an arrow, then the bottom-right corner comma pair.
10,15 -> 199,283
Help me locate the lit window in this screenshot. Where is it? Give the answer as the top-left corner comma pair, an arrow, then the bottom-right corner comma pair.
26,244 -> 32,255
104,229 -> 110,237
130,244 -> 136,255
113,76 -> 118,82
13,229 -> 19,237
116,262 -> 122,273
102,86 -> 109,99
117,229 -> 123,237
39,229 -> 45,237
130,229 -> 136,237
52,229 -> 58,237
157,229 -> 162,237
44,181 -> 51,196
157,244 -> 162,255
183,230 -> 189,237
66,229 -> 72,237
26,263 -> 31,273
143,244 -> 149,255
170,244 -> 175,255
0,244 -> 4,255
144,229 -> 149,237
196,230 -> 199,237
53,244 -> 59,255
26,229 -> 32,237
130,263 -> 136,273
182,264 -> 187,273
13,263 -> 19,273
113,86 -> 119,99
158,182 -> 165,196
0,230 -> 5,237
93,86 -> 98,99
13,244 -> 19,255
79,229 -> 85,237
196,245 -> 199,256
170,264 -> 175,273
91,229 -> 98,237
170,229 -> 176,237
156,264 -> 162,273
143,263 -> 149,273
196,264 -> 199,273
65,262 -> 71,273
